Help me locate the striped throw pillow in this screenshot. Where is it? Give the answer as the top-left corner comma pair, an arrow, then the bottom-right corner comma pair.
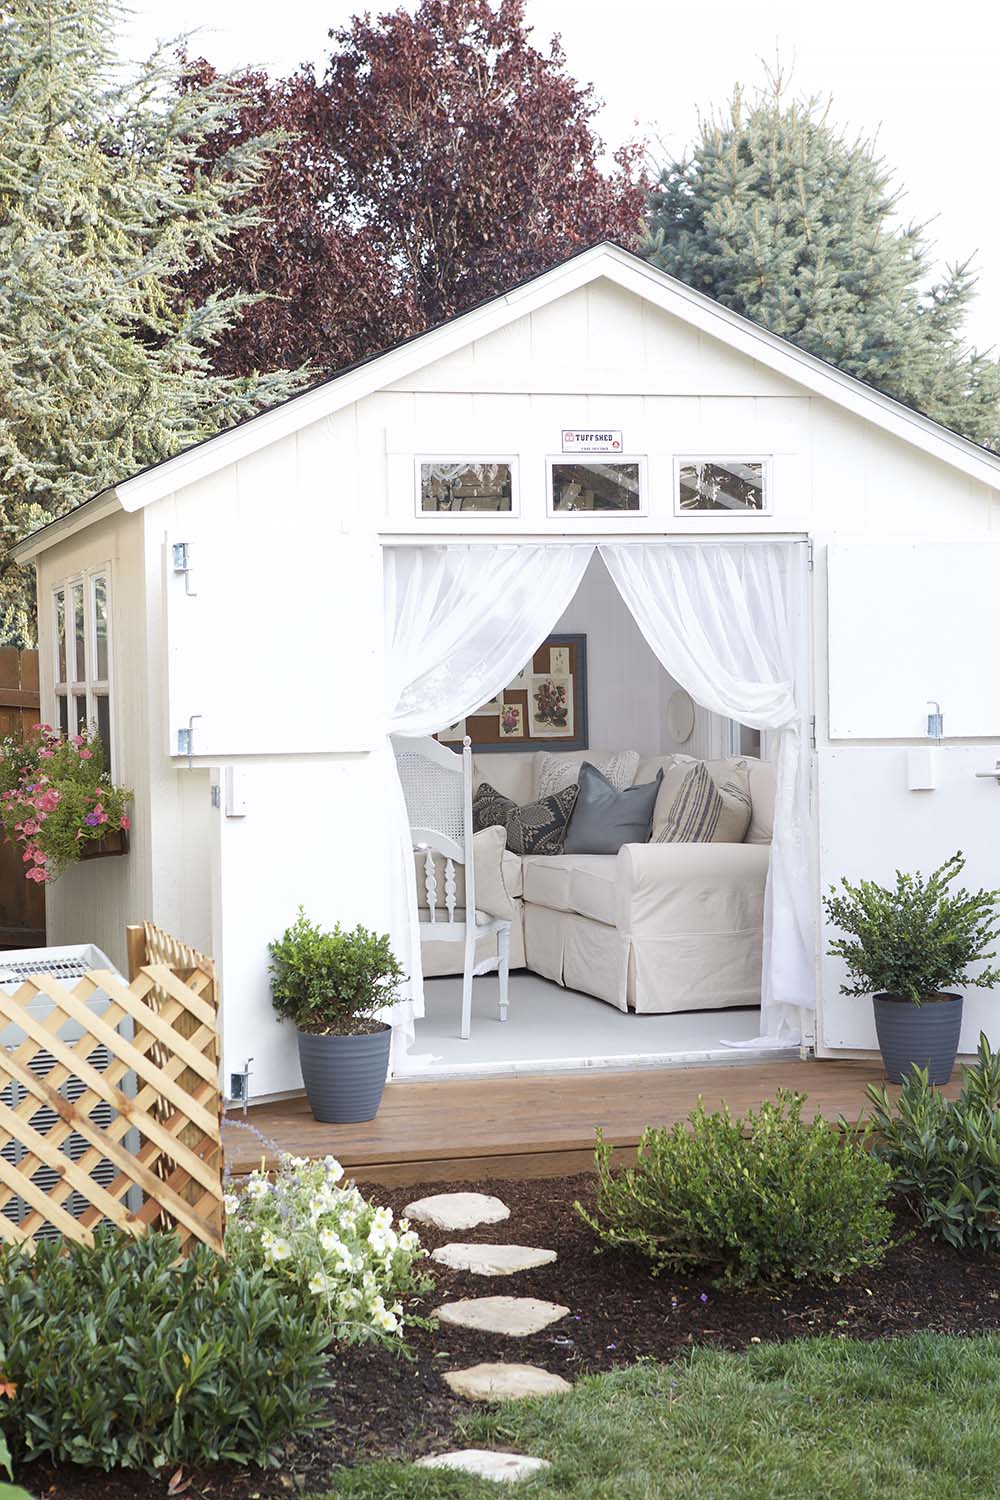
653,761 -> 752,844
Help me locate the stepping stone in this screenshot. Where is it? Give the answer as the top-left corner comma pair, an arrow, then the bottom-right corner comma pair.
432,1242 -> 557,1276
444,1362 -> 572,1401
416,1449 -> 551,1482
404,1191 -> 510,1231
435,1295 -> 569,1336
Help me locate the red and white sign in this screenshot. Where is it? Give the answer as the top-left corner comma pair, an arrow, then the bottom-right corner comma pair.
561,429 -> 623,453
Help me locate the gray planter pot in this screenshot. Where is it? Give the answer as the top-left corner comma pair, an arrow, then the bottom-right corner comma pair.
296,1024 -> 391,1123
873,992 -> 963,1085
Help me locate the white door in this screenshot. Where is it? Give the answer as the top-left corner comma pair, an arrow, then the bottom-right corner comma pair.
818,541 -> 1000,1054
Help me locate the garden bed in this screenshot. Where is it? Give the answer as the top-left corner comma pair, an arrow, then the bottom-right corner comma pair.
23,1172 -> 1000,1500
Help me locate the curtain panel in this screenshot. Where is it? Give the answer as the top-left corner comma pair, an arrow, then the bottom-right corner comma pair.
383,544 -> 594,1057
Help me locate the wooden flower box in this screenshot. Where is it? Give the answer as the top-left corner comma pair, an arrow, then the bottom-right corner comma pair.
79,827 -> 130,862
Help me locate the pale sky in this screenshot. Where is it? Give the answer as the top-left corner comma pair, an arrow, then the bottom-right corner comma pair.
121,0 -> 1000,352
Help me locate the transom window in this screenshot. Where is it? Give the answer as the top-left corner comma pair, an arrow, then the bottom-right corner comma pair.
53,571 -> 113,768
417,458 -> 516,514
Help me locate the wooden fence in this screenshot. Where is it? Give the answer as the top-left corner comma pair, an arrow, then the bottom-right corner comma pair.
0,924 -> 223,1253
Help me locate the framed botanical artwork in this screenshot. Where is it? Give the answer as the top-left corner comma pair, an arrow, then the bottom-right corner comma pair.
546,457 -> 647,516
674,457 -> 770,515
416,457 -> 518,516
437,634 -> 588,753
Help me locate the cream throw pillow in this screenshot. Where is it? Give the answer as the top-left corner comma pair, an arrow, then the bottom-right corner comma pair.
413,825 -> 514,920
535,749 -> 639,801
651,758 -> 752,844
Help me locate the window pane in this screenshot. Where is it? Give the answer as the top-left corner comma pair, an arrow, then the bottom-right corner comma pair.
72,584 -> 85,682
55,592 -> 67,683
550,461 -> 641,512
678,460 -> 765,512
420,462 -> 512,512
74,695 -> 87,736
95,694 -> 111,769
93,576 -> 109,681
57,694 -> 68,737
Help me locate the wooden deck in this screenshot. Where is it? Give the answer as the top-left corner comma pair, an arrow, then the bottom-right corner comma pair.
222,1057 -> 929,1187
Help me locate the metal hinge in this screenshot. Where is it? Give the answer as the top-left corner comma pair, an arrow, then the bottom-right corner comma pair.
809,714 -> 817,750
807,539 -> 815,572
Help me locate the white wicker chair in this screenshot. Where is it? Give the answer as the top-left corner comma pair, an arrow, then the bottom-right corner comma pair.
393,734 -> 511,1040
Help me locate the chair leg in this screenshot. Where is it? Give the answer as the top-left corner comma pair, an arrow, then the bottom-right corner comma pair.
461,931 -> 476,1040
498,926 -> 510,1023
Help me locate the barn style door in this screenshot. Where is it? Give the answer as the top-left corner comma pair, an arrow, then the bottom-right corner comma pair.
819,540 -> 1000,1055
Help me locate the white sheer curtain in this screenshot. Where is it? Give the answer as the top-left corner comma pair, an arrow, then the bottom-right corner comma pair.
383,543 -> 594,1060
600,541 -> 813,1043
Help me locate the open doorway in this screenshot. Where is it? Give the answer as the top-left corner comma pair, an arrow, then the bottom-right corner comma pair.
389,545 -> 809,1080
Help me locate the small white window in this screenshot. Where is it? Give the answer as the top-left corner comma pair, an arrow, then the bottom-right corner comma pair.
547,457 -> 647,516
416,458 -> 517,515
52,570 -> 114,770
675,457 -> 770,515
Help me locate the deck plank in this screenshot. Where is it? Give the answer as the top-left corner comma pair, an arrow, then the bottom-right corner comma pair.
222,1057 -> 932,1186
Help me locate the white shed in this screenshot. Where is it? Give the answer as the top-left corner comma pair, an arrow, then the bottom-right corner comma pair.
13,243 -> 1000,1102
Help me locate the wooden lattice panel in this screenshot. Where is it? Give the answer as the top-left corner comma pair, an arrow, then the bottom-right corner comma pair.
0,957 -> 223,1254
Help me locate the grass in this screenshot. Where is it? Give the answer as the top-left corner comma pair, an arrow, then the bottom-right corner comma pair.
318,1334 -> 1000,1499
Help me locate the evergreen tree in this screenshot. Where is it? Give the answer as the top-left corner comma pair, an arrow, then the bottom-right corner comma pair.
644,78 -> 1000,447
0,1 -> 305,643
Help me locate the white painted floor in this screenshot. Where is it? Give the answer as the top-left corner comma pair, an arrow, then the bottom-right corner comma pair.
398,971 -> 768,1079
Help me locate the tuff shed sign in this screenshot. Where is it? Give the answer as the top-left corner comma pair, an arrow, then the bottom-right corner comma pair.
561,429 -> 623,453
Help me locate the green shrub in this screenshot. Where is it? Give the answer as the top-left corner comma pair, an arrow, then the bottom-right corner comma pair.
823,851 -> 1000,1002
0,1229 -> 331,1474
867,1031 -> 1000,1251
577,1090 -> 894,1287
268,908 -> 404,1034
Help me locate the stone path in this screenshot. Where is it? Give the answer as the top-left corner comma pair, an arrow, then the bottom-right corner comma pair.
436,1294 -> 569,1337
416,1449 -> 551,1482
432,1242 -> 558,1276
414,1188 -> 569,1483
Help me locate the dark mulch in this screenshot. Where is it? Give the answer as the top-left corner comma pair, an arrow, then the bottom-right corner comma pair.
24,1173 -> 1000,1500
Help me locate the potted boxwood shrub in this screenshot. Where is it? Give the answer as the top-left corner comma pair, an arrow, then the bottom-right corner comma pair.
824,851 -> 1000,1084
269,909 -> 404,1123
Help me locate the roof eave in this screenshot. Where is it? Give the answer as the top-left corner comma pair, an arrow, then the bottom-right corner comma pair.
9,487 -> 123,564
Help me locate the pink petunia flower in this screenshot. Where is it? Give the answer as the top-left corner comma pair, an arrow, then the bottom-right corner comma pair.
25,866 -> 46,883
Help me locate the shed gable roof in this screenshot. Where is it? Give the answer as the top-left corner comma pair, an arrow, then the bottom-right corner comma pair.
14,241 -> 1000,560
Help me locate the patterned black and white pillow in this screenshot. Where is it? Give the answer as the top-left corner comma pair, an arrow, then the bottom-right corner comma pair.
472,782 -> 579,856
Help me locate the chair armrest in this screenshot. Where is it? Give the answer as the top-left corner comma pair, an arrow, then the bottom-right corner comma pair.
615,841 -> 770,936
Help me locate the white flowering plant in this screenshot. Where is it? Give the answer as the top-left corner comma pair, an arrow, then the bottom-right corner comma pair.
223,1153 -> 432,1345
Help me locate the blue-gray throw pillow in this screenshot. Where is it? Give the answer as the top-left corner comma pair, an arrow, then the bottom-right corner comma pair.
562,761 -> 663,856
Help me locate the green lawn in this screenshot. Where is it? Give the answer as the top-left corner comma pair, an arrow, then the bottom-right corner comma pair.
319,1335 -> 1000,1499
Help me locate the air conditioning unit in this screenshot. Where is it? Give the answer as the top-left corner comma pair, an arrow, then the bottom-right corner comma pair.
0,945 -> 142,1239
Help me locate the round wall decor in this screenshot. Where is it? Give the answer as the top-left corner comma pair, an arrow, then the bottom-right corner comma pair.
666,688 -> 696,745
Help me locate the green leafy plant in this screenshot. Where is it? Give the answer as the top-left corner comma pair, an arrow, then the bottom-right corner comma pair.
824,851 -> 1000,1003
0,1229 -> 330,1474
866,1031 -> 1000,1251
0,1429 -> 30,1500
0,725 -> 131,882
576,1090 -> 893,1287
268,909 -> 404,1035
225,1152 -> 431,1340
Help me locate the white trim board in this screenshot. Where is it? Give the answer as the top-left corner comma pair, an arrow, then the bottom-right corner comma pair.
14,243 -> 1000,563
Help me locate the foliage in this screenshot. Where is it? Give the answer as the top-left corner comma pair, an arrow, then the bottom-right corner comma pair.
644,75 -> 1000,448
0,0 -> 305,644
866,1031 -> 1000,1252
174,0 -> 648,378
0,1431 -> 29,1500
0,1229 -> 330,1474
0,725 -> 131,881
330,1335 -> 1000,1498
824,851 -> 1000,1002
576,1091 -> 893,1288
269,908 -> 404,1035
224,1152 -> 431,1341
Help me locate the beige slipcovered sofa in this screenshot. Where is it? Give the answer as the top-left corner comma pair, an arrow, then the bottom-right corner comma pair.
420,749 -> 774,1015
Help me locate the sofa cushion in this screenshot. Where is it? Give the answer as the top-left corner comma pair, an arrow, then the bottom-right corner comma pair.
652,760 -> 752,844
521,853 -> 618,926
412,827 -> 519,919
651,756 -> 753,843
472,751 -> 536,806
472,781 -> 578,856
535,749 -> 639,800
563,762 -> 663,855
